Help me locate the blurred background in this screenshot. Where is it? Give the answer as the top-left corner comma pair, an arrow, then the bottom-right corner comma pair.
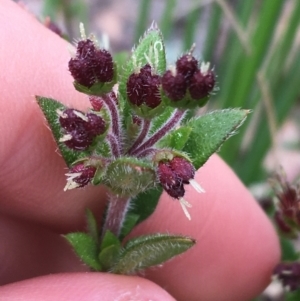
14,1 -> 300,300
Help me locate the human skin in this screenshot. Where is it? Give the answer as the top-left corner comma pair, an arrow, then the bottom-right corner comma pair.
0,0 -> 280,300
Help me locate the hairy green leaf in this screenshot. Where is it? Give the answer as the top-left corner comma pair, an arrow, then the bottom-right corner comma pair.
119,23 -> 166,101
85,209 -> 99,243
36,96 -> 87,166
99,244 -> 121,271
111,234 -> 195,274
127,188 -> 162,225
183,109 -> 249,169
158,126 -> 192,150
65,232 -> 101,271
119,213 -> 140,240
100,230 -> 121,251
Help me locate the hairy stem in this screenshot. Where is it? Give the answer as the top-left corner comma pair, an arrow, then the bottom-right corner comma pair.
103,92 -> 122,149
131,109 -> 185,156
102,194 -> 131,237
107,134 -> 121,157
127,119 -> 151,155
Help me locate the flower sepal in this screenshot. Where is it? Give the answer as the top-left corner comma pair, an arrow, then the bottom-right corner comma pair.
104,157 -> 156,197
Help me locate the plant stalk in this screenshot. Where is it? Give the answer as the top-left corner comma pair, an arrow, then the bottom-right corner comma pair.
127,119 -> 151,155
131,109 -> 185,156
102,193 -> 131,237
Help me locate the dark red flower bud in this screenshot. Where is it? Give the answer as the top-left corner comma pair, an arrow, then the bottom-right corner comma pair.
68,164 -> 96,188
274,211 -> 295,237
274,262 -> 300,291
157,162 -> 185,199
68,39 -> 114,88
176,54 -> 198,81
169,157 -> 195,184
161,70 -> 187,101
189,70 -> 215,100
89,96 -> 104,111
64,127 -> 94,151
86,113 -> 106,136
126,64 -> 162,108
59,109 -> 86,131
59,109 -> 106,151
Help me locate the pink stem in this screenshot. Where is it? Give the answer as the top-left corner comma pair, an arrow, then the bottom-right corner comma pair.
107,134 -> 120,157
131,109 -> 185,156
102,194 -> 131,237
127,119 -> 151,155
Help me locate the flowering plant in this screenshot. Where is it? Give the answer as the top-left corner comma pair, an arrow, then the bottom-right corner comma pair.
36,23 -> 248,274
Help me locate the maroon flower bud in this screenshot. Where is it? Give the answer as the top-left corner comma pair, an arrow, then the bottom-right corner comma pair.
274,262 -> 300,291
161,70 -> 187,101
59,109 -> 106,151
86,113 -> 106,136
169,157 -> 195,184
274,211 -> 296,237
89,96 -> 104,111
189,70 -> 215,100
68,39 -> 114,88
65,164 -> 96,190
64,126 -> 94,150
59,109 -> 86,131
271,172 -> 300,228
126,64 -> 162,108
176,54 -> 198,81
157,161 -> 185,199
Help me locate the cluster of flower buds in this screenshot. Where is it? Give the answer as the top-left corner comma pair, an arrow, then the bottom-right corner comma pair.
157,156 -> 204,219
126,53 -> 215,116
58,108 -> 106,150
162,54 -> 215,107
61,25 -> 209,219
274,262 -> 300,291
68,39 -> 114,88
126,64 -> 161,109
157,156 -> 195,199
271,172 -> 300,238
64,163 -> 97,190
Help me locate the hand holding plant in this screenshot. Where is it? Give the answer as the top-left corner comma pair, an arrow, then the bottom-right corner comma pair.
0,1 -> 280,300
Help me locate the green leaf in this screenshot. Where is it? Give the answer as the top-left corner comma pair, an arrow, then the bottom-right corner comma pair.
36,96 -> 87,166
127,188 -> 162,225
183,109 -> 249,169
280,237 -> 299,261
157,126 -> 192,150
119,23 -> 166,101
85,209 -> 99,243
111,234 -> 195,274
286,290 -> 300,301
100,230 -> 121,251
98,230 -> 122,271
64,232 -> 101,271
119,213 -> 140,240
99,244 -> 121,271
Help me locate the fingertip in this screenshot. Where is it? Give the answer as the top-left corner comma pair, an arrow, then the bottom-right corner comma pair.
0,273 -> 176,301
130,155 -> 280,301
